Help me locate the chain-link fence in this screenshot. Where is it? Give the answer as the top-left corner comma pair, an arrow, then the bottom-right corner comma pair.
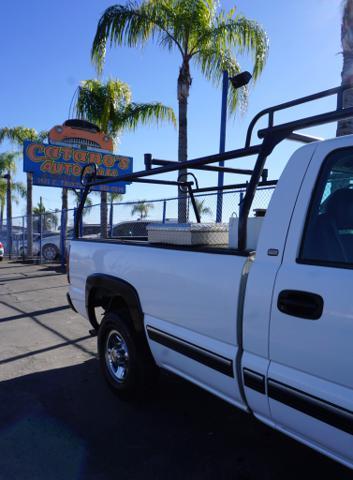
1,185 -> 275,265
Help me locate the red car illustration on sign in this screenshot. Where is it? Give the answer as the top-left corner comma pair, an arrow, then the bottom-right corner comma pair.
48,119 -> 114,152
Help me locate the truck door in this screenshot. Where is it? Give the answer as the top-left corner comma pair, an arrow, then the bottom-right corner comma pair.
268,141 -> 353,468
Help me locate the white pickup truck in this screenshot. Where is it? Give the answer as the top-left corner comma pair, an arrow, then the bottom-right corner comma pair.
68,86 -> 353,470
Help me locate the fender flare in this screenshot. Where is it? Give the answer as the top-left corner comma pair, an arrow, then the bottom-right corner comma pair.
85,273 -> 144,333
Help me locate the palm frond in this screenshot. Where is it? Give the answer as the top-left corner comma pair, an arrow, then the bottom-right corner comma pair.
90,1 -> 268,116
76,79 -> 132,133
191,13 -> 268,79
195,198 -> 212,218
130,200 -> 154,218
91,1 -> 183,74
75,78 -> 176,139
109,192 -> 124,202
0,152 -> 19,174
194,47 -> 248,113
0,127 -> 48,145
12,181 -> 26,198
114,102 -> 176,132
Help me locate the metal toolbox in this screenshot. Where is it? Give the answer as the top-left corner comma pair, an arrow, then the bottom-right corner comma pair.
147,222 -> 229,246
228,216 -> 264,250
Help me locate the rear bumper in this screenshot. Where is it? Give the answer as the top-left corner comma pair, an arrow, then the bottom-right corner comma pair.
66,292 -> 77,313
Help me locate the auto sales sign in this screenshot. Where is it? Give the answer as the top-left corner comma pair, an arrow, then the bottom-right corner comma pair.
23,141 -> 133,193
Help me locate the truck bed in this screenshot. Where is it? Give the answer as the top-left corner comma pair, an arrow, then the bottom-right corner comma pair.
70,239 -> 252,342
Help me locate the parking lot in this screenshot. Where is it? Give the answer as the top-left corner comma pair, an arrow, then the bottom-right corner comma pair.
0,261 -> 351,480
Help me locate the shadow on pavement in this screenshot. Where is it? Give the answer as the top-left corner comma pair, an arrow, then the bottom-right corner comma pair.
0,273 -> 63,283
0,300 -> 95,359
0,361 -> 351,480
1,305 -> 70,323
0,263 -> 34,269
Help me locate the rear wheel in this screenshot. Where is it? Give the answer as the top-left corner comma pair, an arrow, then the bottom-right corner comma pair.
42,243 -> 59,261
98,311 -> 158,397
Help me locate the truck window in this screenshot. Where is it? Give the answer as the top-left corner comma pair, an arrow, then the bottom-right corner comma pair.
300,148 -> 353,266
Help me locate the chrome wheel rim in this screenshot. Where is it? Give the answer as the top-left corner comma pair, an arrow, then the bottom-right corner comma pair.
105,329 -> 129,383
43,246 -> 57,260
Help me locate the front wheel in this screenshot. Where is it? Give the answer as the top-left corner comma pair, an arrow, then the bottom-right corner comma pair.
98,311 -> 158,397
42,243 -> 59,261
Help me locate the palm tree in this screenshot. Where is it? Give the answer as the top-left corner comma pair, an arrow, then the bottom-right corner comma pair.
0,180 -> 26,225
337,0 -> 353,136
194,198 -> 212,220
32,202 -> 59,232
91,0 -> 269,221
0,152 -> 26,255
0,127 -> 47,256
75,78 -> 175,237
131,200 -> 154,219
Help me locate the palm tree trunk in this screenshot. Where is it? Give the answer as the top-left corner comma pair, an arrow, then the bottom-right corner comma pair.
177,59 -> 192,223
62,188 -> 68,212
337,0 -> 353,136
26,173 -> 33,258
109,195 -> 113,237
6,172 -> 12,258
100,191 -> 108,238
0,201 -> 4,228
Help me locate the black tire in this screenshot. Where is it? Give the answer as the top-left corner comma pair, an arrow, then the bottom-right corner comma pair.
98,311 -> 158,398
0,257 -> 3,261
42,243 -> 59,261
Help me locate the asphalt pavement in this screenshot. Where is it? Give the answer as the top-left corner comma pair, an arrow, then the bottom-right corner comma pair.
0,260 -> 351,480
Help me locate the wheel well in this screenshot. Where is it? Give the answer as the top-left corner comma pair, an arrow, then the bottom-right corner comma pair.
86,275 -> 144,335
88,288 -> 132,326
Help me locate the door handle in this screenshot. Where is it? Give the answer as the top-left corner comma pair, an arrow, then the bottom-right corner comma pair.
277,290 -> 324,320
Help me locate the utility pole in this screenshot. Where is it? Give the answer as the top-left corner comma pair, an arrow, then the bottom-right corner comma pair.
216,71 -> 252,223
3,173 -> 12,258
27,172 -> 33,258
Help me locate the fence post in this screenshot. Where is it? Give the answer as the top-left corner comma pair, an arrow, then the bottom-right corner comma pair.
109,199 -> 114,237
162,200 -> 167,223
79,211 -> 83,237
60,208 -> 67,271
39,214 -> 42,264
73,208 -> 77,234
22,216 -> 25,261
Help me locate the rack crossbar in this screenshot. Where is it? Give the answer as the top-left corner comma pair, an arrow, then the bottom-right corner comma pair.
288,133 -> 324,144
258,107 -> 353,139
150,158 -> 254,176
245,85 -> 346,147
193,180 -> 277,194
87,145 -> 262,188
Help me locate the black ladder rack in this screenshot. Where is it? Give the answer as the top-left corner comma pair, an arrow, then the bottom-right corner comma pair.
76,84 -> 353,250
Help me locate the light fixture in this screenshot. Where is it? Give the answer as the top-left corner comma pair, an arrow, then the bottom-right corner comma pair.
229,71 -> 252,89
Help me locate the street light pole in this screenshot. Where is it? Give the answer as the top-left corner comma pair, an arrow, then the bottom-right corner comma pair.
216,71 -> 229,223
216,71 -> 252,223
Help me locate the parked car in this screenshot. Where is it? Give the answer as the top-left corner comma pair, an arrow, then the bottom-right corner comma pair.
68,85 -> 353,470
34,225 -> 101,261
111,220 -> 177,240
13,233 -> 40,257
0,241 -> 4,261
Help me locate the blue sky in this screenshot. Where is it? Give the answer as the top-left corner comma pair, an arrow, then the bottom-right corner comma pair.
0,0 -> 343,218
